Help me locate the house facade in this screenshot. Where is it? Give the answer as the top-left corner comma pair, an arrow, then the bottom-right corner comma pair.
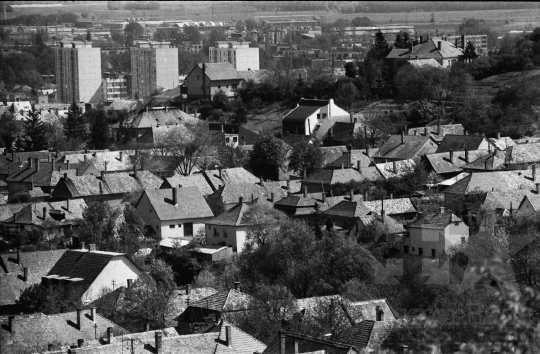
282,98 -> 350,136
186,63 -> 245,99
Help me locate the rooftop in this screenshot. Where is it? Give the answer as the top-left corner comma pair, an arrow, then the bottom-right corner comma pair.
141,187 -> 214,221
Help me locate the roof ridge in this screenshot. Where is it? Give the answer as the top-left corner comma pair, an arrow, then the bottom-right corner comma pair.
280,330 -> 357,349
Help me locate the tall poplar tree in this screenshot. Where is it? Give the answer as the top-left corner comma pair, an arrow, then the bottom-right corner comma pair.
63,102 -> 87,140
23,105 -> 47,151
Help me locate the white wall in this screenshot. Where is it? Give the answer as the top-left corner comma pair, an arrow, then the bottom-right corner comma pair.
305,111 -> 319,135
82,255 -> 141,304
407,221 -> 468,257
518,198 -> 536,216
205,224 -> 248,252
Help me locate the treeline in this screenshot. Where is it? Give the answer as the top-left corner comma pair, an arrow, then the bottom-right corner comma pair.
0,12 -> 78,26
123,1 -> 160,10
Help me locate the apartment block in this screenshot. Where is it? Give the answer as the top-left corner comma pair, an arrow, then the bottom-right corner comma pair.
55,41 -> 102,104
447,34 -> 488,57
102,72 -> 132,102
209,41 -> 260,71
130,41 -> 179,99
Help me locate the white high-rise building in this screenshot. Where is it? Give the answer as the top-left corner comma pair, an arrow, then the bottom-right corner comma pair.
55,41 -> 102,104
130,41 -> 179,100
209,41 -> 260,71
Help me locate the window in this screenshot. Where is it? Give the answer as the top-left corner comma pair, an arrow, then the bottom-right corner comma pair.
317,114 -> 321,119
322,113 -> 327,119
431,249 -> 436,258
225,137 -> 230,143
218,85 -> 221,89
224,230 -> 228,238
214,228 -> 219,237
403,245 -> 409,253
232,137 -> 238,143
184,222 -> 193,236
412,247 -> 415,252
419,248 -> 423,256
170,225 -> 175,229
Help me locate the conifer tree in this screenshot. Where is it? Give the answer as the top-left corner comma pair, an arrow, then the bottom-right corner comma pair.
463,41 -> 479,60
63,102 -> 86,140
23,105 -> 47,151
89,108 -> 111,149
368,30 -> 392,60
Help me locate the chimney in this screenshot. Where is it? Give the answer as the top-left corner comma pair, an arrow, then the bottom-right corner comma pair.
99,182 -> 103,194
27,157 -> 32,168
392,161 -> 397,174
23,267 -> 28,281
497,132 -> 501,139
349,189 -> 354,201
90,307 -> 96,322
52,159 -> 55,170
303,186 -> 308,198
80,241 -> 86,250
126,278 -> 133,288
16,247 -> 21,264
84,155 -> 87,163
119,151 -> 123,161
420,35 -> 424,43
67,160 -> 70,170
234,281 -> 241,291
271,192 -> 275,202
363,189 -> 368,201
76,308 -> 82,330
104,161 -> 108,172
365,145 -> 370,157
67,199 -> 70,212
461,34 -> 465,49
107,327 -> 113,344
35,158 -> 40,171
303,168 -> 307,179
279,331 -> 286,354
185,284 -> 192,295
449,149 -> 454,163
437,41 -> 441,51
221,124 -> 224,132
465,149 -> 469,163
440,206 -> 445,213
43,207 -> 47,220
219,167 -> 223,179
172,187 -> 177,205
225,326 -> 233,347
537,183 -> 540,194
341,162 -> 345,169
155,332 -> 163,353
409,42 -> 413,52
239,196 -> 244,204
424,127 -> 428,136
322,192 -> 326,203
390,193 -> 393,199
437,119 -> 441,135
8,316 -> 15,333
414,130 -> 417,136
357,160 -> 362,171
401,131 -> 405,144
77,339 -> 84,348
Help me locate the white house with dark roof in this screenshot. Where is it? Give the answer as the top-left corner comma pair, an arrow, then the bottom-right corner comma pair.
405,207 -> 469,257
186,62 -> 245,99
136,187 -> 214,239
282,98 -> 350,136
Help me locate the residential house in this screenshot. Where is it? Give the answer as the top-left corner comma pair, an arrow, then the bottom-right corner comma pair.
386,36 -> 464,81
325,149 -> 379,169
315,120 -> 362,144
1,199 -> 87,239
518,194 -> 540,216
489,134 -> 515,151
110,107 -> 196,142
461,150 -> 508,172
407,123 -> 465,143
209,123 -> 260,147
0,309 -> 128,354
191,245 -> 234,262
395,58 -> 442,82
372,133 -> 437,163
320,145 -> 349,166
160,174 -> 216,196
424,150 -> 491,179
363,198 -> 418,221
51,171 -> 162,206
300,168 -> 382,194
263,331 -> 360,354
0,249 -> 66,315
405,208 -> 469,257
206,182 -> 286,214
435,134 -> 492,153
274,192 -> 343,219
469,190 -> 531,233
177,284 -> 255,334
57,150 -> 135,173
502,142 -> 540,170
375,159 -> 416,179
44,246 -> 144,304
186,62 -> 245,99
203,167 -> 260,190
282,98 -> 350,136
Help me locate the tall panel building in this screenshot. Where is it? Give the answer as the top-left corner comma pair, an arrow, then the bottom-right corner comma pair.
130,41 -> 179,100
55,41 -> 102,104
209,41 -> 260,71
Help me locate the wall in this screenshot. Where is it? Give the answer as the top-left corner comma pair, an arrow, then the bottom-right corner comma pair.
82,255 -> 141,304
186,65 -> 204,98
305,111 -> 318,135
407,221 -> 468,257
518,198 -> 536,216
209,79 -> 242,97
235,47 -> 260,71
155,47 -> 179,93
205,224 -> 248,253
77,48 -> 102,103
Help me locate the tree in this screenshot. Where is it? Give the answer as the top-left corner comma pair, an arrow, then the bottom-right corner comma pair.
23,104 -> 47,151
88,108 -> 111,149
394,31 -> 411,49
209,28 -> 227,44
183,26 -> 201,44
167,121 -> 212,176
351,16 -> 373,27
245,18 -> 257,31
78,201 -> 117,252
344,62 -> 357,78
248,134 -> 290,181
288,141 -> 324,177
216,144 -> 248,168
81,12 -> 89,18
334,82 -> 360,111
463,41 -> 478,61
124,22 -> 144,46
17,283 -> 84,315
0,110 -> 20,151
86,31 -> 91,41
236,20 -> 245,32
367,30 -> 391,60
63,102 -> 86,141
117,205 -> 145,258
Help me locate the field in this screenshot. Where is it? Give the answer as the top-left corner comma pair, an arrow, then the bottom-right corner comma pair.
4,2 -> 540,38
471,68 -> 540,97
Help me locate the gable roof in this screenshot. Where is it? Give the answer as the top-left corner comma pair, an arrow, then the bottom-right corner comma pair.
211,182 -> 287,204
142,187 -> 214,221
375,159 -> 416,179
303,168 -> 373,185
435,134 -> 488,153
407,124 -> 465,142
444,168 -> 539,195
363,198 -> 417,215
57,151 -> 135,172
123,108 -> 197,129
373,135 -> 433,160
263,331 -> 359,354
520,194 -> 540,212
6,161 -> 79,185
207,202 -> 253,226
409,211 -> 464,229
3,199 -> 87,227
0,249 -> 66,306
162,174 -> 215,195
283,98 -> 333,123
505,142 -> 540,165
489,136 -> 516,151
205,167 -> 260,186
321,146 -> 349,165
325,149 -> 378,169
0,310 -> 128,353
461,150 -> 507,171
189,289 -> 254,312
480,190 -> 532,211
323,200 -> 371,219
196,62 -> 244,81
426,150 -> 491,174
386,37 -> 463,60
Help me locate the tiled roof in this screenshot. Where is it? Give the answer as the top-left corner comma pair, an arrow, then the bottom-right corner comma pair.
205,167 -> 260,186
0,202 -> 32,221
3,199 -> 87,228
505,142 -> 540,165
303,169 -> 368,185
323,201 -> 371,219
321,146 -> 349,165
375,159 -> 416,179
198,62 -> 244,81
146,156 -> 179,173
444,168 -> 539,195
426,150 -> 491,174
514,137 -> 540,144
461,150 -> 507,171
520,194 -> 540,212
58,151 -> 135,172
409,212 -> 463,229
212,321 -> 267,354
435,135 -> 487,153
212,182 -> 287,204
143,187 -> 214,221
405,58 -> 441,68
105,99 -> 140,112
481,191 -> 532,211
6,161 -> 79,185
359,213 -> 405,234
207,202 -> 253,226
489,136 -> 515,151
325,149 -> 378,169
386,37 -> 463,60
0,249 -> 66,306
363,198 -> 417,215
407,124 -> 465,141
339,320 -> 374,349
283,99 -> 330,122
372,135 -> 433,160
263,331 -> 359,354
189,289 -> 254,312
0,310 -> 129,353
296,295 -> 344,314
162,174 -> 215,195
124,108 -> 197,129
